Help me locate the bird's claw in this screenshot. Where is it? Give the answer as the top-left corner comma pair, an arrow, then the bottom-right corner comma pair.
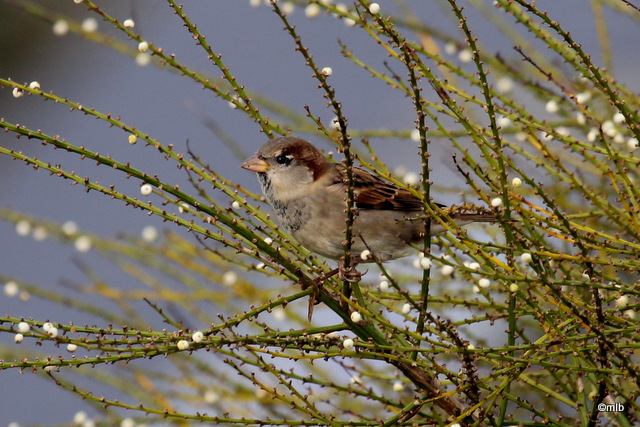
338,264 -> 363,283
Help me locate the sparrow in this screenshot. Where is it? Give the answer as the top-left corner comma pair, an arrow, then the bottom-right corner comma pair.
241,136 -> 497,263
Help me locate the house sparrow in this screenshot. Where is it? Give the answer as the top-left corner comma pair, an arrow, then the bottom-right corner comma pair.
241,136 -> 496,263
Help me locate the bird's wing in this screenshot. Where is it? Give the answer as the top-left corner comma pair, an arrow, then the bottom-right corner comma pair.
331,164 -> 440,211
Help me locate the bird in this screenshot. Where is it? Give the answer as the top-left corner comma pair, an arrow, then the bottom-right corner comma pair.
241,136 -> 497,265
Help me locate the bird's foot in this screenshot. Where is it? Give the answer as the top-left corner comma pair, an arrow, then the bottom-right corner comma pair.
338,263 -> 363,283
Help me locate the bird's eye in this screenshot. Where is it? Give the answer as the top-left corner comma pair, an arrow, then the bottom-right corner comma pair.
275,154 -> 291,165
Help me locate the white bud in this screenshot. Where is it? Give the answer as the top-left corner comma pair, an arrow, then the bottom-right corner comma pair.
350,311 -> 362,323
4,281 -> 19,297
141,225 -> 158,242
615,295 -> 629,308
440,265 -> 455,276
545,100 -> 559,113
360,249 -> 371,261
14,334 -> 24,343
16,220 -> 31,236
321,67 -> 333,76
47,327 -> 59,338
403,171 -> 420,186
62,221 -> 78,235
401,303 -> 411,314
392,381 -> 403,391
379,280 -> 389,291
204,390 -> 220,404
32,226 -> 47,241
52,19 -> 69,36
281,2 -> 295,16
73,411 -> 88,424
342,338 -> 354,349
140,184 -> 153,196
17,322 -> 30,333
231,201 -> 242,210
468,262 -> 480,271
67,343 -> 78,352
418,257 -> 431,270
74,235 -> 92,253
458,49 -> 473,63
628,137 -> 639,151
344,17 -> 356,27
491,197 -> 503,207
177,340 -> 190,350
496,76 -> 514,93
12,87 -> 23,98
478,278 -> 491,288
369,3 -> 380,14
222,271 -> 238,286
136,52 -> 152,67
509,283 -> 519,292
120,418 -> 135,427
81,17 -> 98,33
496,115 -> 511,128
272,307 -> 285,320
123,19 -> 135,29
602,120 -> 617,137
137,41 -> 149,53
192,331 -> 204,343
511,177 -> 522,187
520,253 -> 532,263
444,42 -> 457,55
575,91 -> 591,103
29,81 -> 40,90
330,116 -> 340,130
613,112 -> 625,124
305,3 -> 321,18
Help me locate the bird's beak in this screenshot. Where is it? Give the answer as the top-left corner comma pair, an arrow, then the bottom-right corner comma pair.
241,156 -> 270,173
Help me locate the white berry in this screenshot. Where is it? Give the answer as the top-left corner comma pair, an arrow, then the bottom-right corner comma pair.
478,278 -> 491,288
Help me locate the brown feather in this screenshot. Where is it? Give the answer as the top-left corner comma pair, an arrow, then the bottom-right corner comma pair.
331,165 -> 443,212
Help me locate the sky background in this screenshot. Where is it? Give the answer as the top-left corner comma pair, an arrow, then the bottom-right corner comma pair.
1,0 -> 639,424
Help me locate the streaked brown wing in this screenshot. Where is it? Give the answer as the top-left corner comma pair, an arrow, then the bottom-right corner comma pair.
332,165 -> 427,211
